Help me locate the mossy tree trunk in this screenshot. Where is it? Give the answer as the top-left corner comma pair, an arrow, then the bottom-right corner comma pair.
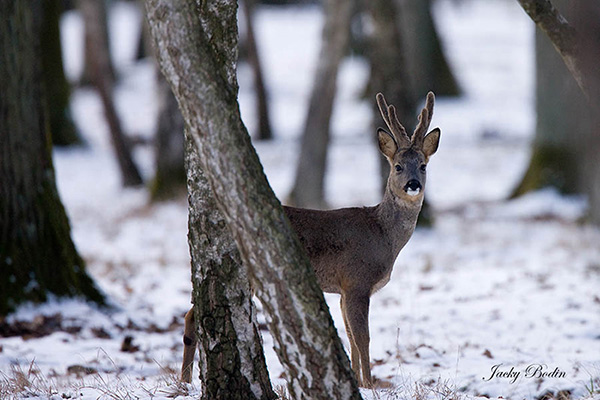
287,0 -> 353,209
145,1 -> 362,398
512,0 -> 592,198
36,0 -> 81,146
0,1 -> 105,316
574,2 -> 600,224
150,72 -> 186,201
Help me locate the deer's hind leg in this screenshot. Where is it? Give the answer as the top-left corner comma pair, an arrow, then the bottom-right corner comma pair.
341,290 -> 372,387
181,308 -> 197,383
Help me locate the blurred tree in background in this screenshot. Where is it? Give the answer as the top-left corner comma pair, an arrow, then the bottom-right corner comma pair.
398,0 -> 460,98
575,2 -> 600,224
135,6 -> 152,61
515,0 -> 600,224
79,0 -> 116,86
288,0 -> 457,219
367,0 -> 416,189
513,0 -> 590,197
368,0 -> 445,226
512,25 -> 590,196
150,73 -> 186,201
36,0 -> 82,146
0,1 -> 105,316
241,0 -> 274,141
288,0 -> 354,208
78,0 -> 143,187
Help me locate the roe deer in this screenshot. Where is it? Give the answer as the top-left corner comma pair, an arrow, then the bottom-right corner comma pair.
181,92 -> 441,387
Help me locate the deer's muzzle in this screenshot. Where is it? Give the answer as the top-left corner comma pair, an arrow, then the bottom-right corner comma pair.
404,179 -> 422,196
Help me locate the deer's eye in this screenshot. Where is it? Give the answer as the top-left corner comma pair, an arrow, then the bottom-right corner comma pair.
420,164 -> 427,172
395,165 -> 403,172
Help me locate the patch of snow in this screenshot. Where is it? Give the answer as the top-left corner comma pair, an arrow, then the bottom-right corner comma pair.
489,188 -> 587,221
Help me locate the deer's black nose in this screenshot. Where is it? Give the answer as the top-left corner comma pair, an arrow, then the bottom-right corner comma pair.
404,179 -> 422,192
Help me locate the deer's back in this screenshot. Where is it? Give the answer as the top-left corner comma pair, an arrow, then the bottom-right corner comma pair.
284,205 -> 397,294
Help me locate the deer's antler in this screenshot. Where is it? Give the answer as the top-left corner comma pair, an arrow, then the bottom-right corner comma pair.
411,91 -> 435,148
376,93 -> 411,148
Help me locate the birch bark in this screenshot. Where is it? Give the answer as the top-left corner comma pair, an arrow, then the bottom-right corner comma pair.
145,1 -> 362,398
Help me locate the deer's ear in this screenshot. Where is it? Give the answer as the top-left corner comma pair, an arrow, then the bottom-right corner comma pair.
377,128 -> 397,159
422,128 -> 441,157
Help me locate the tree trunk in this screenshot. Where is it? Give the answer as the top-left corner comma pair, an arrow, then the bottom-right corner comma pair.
185,132 -> 276,400
242,0 -> 273,141
368,0 -> 415,187
37,0 -> 81,146
368,0 -> 434,226
0,1 -> 106,316
572,2 -> 600,224
136,5 -> 152,61
512,0 -> 592,197
79,0 -> 143,187
288,0 -> 353,209
150,72 -> 186,201
145,1 -> 362,398
516,0 -> 594,102
398,0 -> 460,97
79,0 -> 115,86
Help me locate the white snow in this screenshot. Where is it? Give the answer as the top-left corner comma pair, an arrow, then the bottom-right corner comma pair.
1,1 -> 599,399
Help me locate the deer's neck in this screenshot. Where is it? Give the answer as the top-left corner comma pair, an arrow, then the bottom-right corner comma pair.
375,187 -> 423,256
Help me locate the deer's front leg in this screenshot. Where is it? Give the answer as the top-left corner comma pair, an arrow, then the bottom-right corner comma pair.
181,307 -> 197,383
343,289 -> 372,387
341,295 -> 361,380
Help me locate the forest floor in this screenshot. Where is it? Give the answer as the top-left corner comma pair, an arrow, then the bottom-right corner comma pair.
1,1 -> 599,399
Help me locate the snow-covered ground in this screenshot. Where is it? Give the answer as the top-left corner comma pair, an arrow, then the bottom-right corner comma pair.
1,1 -> 599,399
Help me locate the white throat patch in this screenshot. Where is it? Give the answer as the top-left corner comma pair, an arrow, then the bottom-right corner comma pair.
406,188 -> 421,197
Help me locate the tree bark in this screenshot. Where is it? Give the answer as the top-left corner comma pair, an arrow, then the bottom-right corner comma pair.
37,0 -> 81,146
79,0 -> 143,187
185,132 -> 276,400
145,1 -> 362,398
0,1 -> 105,316
150,72 -> 186,201
242,0 -> 273,141
288,0 -> 353,209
